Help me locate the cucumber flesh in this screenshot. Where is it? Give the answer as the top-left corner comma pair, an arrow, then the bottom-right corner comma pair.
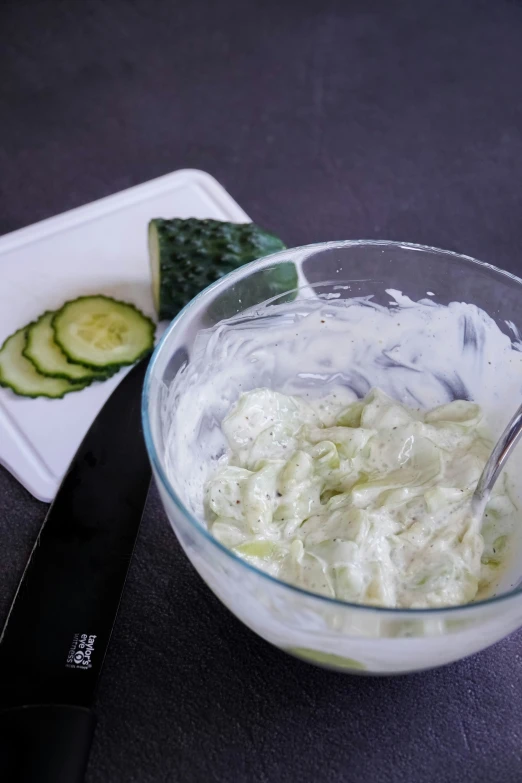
149,224 -> 161,314
0,328 -> 89,399
24,312 -> 109,382
53,295 -> 155,370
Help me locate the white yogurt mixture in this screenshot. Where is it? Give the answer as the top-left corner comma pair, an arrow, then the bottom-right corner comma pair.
165,290 -> 522,608
206,387 -> 514,608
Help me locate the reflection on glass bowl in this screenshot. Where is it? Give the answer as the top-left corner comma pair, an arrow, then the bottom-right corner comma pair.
143,241 -> 522,675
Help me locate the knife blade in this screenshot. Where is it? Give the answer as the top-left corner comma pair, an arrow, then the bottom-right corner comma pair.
0,358 -> 152,782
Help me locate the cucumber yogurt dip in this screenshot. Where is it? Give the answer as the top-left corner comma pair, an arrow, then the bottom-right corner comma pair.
165,290 -> 522,609
206,388 -> 513,609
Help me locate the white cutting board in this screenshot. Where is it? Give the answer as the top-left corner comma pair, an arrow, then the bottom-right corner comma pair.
0,169 -> 250,502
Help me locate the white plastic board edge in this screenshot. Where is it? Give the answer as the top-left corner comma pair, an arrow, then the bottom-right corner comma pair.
0,169 -> 250,253
0,169 -> 251,501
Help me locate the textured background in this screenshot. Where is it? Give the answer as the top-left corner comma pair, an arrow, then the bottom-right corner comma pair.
2,1 -> 522,781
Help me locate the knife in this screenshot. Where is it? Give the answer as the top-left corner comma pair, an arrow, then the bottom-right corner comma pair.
0,358 -> 152,782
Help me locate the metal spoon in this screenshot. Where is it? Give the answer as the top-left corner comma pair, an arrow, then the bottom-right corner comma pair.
472,402 -> 522,519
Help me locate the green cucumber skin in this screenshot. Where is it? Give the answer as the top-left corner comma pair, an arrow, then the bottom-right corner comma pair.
150,218 -> 286,320
22,311 -> 109,383
0,378 -> 89,400
52,294 -> 156,370
0,328 -> 90,399
0,383 -> 89,400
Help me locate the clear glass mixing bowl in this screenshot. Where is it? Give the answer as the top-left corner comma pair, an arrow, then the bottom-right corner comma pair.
142,240 -> 522,674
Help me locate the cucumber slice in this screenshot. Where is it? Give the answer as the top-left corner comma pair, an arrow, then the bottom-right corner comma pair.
24,311 -> 110,382
53,295 -> 155,370
0,328 -> 89,398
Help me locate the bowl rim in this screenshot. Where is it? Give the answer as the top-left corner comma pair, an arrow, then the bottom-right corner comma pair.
142,238 -> 522,616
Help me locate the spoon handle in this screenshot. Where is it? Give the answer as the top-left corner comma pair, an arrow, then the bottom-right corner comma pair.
473,402 -> 522,508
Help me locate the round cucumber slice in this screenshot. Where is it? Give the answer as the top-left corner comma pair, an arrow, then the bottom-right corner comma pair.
24,311 -> 111,382
52,296 -> 155,370
0,327 -> 89,398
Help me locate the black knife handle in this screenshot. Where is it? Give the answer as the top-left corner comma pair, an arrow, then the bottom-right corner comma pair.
0,704 -> 95,782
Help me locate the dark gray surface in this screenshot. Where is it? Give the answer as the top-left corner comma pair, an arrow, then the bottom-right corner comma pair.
2,0 -> 522,781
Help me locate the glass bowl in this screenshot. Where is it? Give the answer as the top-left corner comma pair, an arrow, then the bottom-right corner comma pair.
142,240 -> 522,675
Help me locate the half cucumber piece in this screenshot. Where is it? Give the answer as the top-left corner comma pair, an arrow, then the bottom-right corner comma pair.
52,295 -> 155,370
0,328 -> 89,399
148,218 -> 287,320
24,311 -> 110,382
